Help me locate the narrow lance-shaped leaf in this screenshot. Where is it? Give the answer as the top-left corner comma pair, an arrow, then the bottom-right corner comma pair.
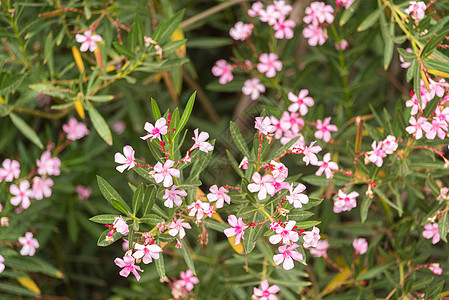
180,238 -> 196,275
97,175 -> 131,214
9,113 -> 44,149
141,184 -> 157,216
230,121 -> 251,159
173,91 -> 195,141
155,241 -> 166,279
88,105 -> 113,146
132,183 -> 144,216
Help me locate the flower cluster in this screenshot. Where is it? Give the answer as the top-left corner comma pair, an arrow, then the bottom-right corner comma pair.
171,270 -> 199,299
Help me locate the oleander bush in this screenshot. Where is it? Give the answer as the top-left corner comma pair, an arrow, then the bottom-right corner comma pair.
1,0 -> 449,299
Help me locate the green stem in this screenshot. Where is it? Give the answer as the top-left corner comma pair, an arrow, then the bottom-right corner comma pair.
5,0 -> 30,68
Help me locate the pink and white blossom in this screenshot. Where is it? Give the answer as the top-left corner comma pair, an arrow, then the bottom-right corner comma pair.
76,30 -> 102,52
315,117 -> 338,142
315,153 -> 338,179
114,145 -> 135,173
133,243 -> 162,264
269,220 -> 299,245
303,2 -> 334,25
405,1 -> 426,21
141,118 -> 168,141
239,156 -> 249,169
18,232 -> 39,256
259,4 -> 281,25
207,185 -> 231,208
303,24 -> 327,46
367,141 -> 387,167
399,48 -> 413,68
114,255 -> 143,281
242,78 -> 265,100
287,183 -> 309,208
334,190 -> 359,213
255,116 -> 275,135
248,172 -> 275,200
0,255 -> 4,273
273,0 -> 292,17
303,226 -> 320,248
179,270 -> 199,291
335,39 -> 349,50
229,21 -> 254,40
224,215 -> 246,245
299,141 -> 322,165
273,18 -> 296,40
406,116 -> 432,139
429,263 -> 442,275
0,159 -> 20,182
188,200 -> 213,220
153,160 -> 180,187
63,118 -> 89,141
163,185 -> 187,208
310,240 -> 330,258
192,129 -> 214,153
37,151 -> 61,176
382,135 -> 398,154
248,1 -> 264,17
426,118 -> 448,140
273,243 -> 303,270
279,111 -> 304,133
269,161 -> 288,182
353,238 -> 368,255
406,92 -> 426,115
168,219 -> 191,239
336,0 -> 355,9
288,90 -> 314,115
257,53 -> 282,78
422,223 -> 440,244
212,59 -> 234,84
32,176 -> 54,200
10,180 -> 33,209
113,216 -> 129,235
253,280 -> 280,300
76,185 -> 92,201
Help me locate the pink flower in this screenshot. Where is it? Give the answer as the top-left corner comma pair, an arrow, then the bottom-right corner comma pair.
76,185 -> 92,201
429,263 -> 442,275
153,160 -> 180,187
422,223 -> 440,244
382,135 -> 398,154
287,183 -> 309,208
273,18 -> 296,39
280,111 -> 304,133
288,90 -> 314,115
114,255 -> 143,281
367,141 -> 387,167
188,200 -> 213,220
248,172 -> 275,200
253,280 -> 280,300
304,2 -> 334,25
303,226 -> 320,248
63,118 -> 89,141
229,21 -> 253,40
0,255 -> 4,273
269,220 -> 299,245
406,92 -> 425,115
335,39 -> 349,50
141,117 -> 168,141
435,106 -> 449,123
336,0 -> 355,9
426,118 -> 448,140
133,243 -> 162,264
273,0 -> 292,17
36,151 -> 61,176
315,153 -> 338,179
242,78 -> 266,100
18,232 -> 39,256
334,190 -> 359,213
353,238 -> 368,255
112,120 -> 126,134
299,141 -> 322,165
113,216 -> 129,235
0,159 -> 20,182
406,116 -> 432,139
428,78 -> 448,99
399,48 -> 413,68
257,53 -> 282,78
163,185 -> 187,208
405,1 -> 426,21
273,243 -> 303,270
179,270 -> 199,291
315,117 -> 338,142
10,180 -> 33,209
239,156 -> 249,169
168,219 -> 191,239
207,185 -> 231,208
303,24 -> 326,46
75,30 -> 103,52
259,4 -> 281,25
269,161 -> 288,182
114,145 -> 135,173
255,116 -> 275,135
192,129 -> 214,153
224,215 -> 246,245
310,240 -> 330,258
31,177 -> 54,200
212,59 -> 234,84
248,1 -> 264,17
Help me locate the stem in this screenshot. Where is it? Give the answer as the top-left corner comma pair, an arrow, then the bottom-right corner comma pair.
5,0 -> 30,68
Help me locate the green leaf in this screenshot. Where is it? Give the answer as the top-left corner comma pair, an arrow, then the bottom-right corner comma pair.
0,72 -> 26,94
97,175 -> 131,214
132,183 -> 144,216
357,8 -> 382,32
0,103 -> 11,117
9,113 -> 44,149
421,29 -> 449,58
173,91 -> 195,141
158,234 -> 175,242
162,39 -> 187,55
226,149 -> 244,178
141,184 -> 157,216
87,95 -> 114,102
203,219 -> 228,232
287,210 -> 314,222
112,41 -> 136,59
155,241 -> 166,279
180,239 -> 196,275
5,257 -> 63,278
151,98 -> 162,120
438,211 -> 448,242
383,22 -> 394,70
97,229 -> 122,246
68,206 -> 79,242
152,10 -> 185,44
230,121 -> 251,159
360,196 -> 373,223
356,262 -> 394,281
295,220 -> 321,229
339,0 -> 360,26
244,213 -> 263,254
139,214 -> 163,224
0,283 -> 38,297
89,214 -> 121,224
87,105 -> 113,146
